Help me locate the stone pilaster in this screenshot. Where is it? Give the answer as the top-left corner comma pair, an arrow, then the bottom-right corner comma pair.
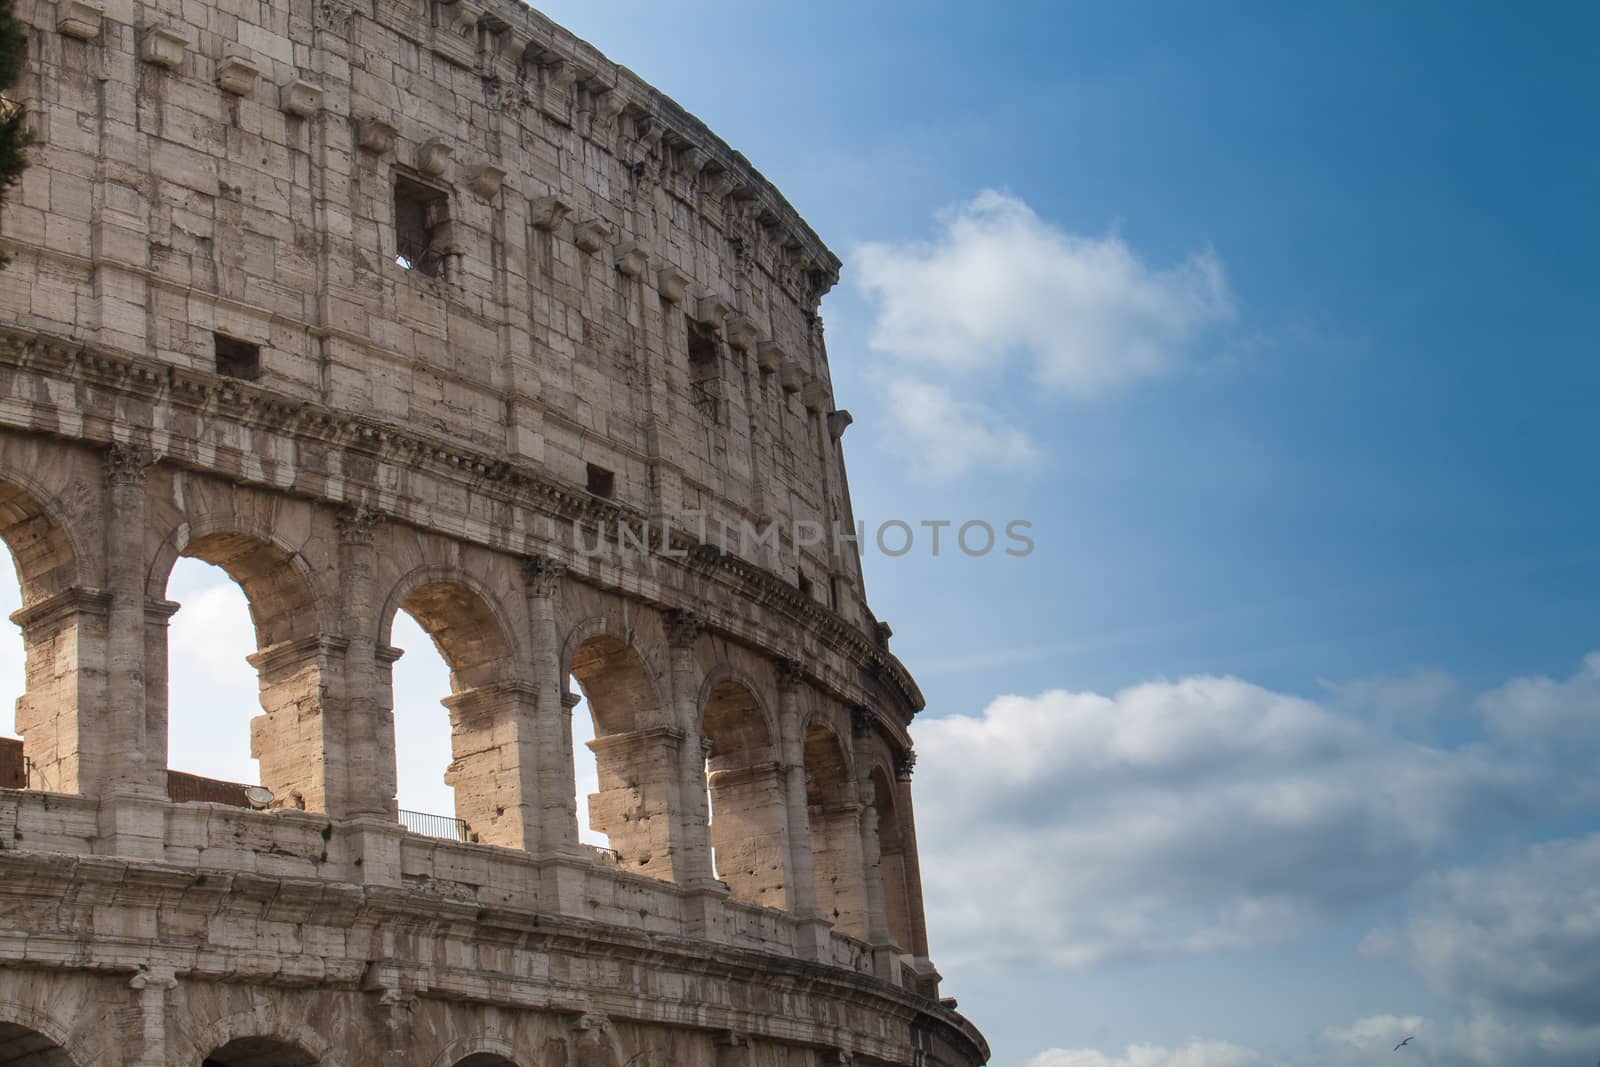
775,658 -> 829,957
338,506 -> 393,820
525,556 -> 579,857
664,608 -> 715,887
98,443 -> 166,857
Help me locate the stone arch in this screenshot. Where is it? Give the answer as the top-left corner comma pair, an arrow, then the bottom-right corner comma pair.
379,565 -> 524,690
428,1035 -> 525,1067
0,1000 -> 85,1067
561,616 -> 665,733
700,674 -> 790,908
0,471 -> 97,796
185,1012 -> 332,1067
869,762 -> 915,954
146,511 -> 333,646
380,566 -> 537,850
565,617 -> 677,879
148,513 -> 339,814
804,717 -> 866,934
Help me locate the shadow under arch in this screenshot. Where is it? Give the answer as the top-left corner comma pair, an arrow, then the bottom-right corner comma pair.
702,676 -> 790,909
381,567 -> 536,850
566,620 -> 678,880
803,718 -> 867,935
0,475 -> 92,795
185,1011 -> 331,1067
0,1007 -> 83,1067
202,1036 -> 321,1067
149,518 -> 337,814
428,1035 -> 525,1067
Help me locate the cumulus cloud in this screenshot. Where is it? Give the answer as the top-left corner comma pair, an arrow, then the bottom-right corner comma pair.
1027,1041 -> 1275,1067
1477,651 -> 1600,756
855,190 -> 1235,396
914,674 -> 1533,969
1363,834 -> 1600,1031
883,377 -> 1040,480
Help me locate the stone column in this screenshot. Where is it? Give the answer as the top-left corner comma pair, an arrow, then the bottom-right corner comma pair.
776,659 -> 830,957
98,443 -> 166,857
664,608 -> 715,887
524,556 -> 579,857
337,506 -> 393,820
441,680 -> 541,849
9,586 -> 111,795
247,634 -> 348,814
103,443 -> 160,797
128,966 -> 178,1067
853,723 -> 901,984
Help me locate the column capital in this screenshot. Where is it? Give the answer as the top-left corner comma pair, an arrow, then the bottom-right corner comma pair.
775,657 -> 806,690
336,504 -> 385,544
561,690 -> 582,710
105,441 -> 155,485
895,747 -> 917,782
663,607 -> 702,648
849,704 -> 873,736
522,555 -> 568,597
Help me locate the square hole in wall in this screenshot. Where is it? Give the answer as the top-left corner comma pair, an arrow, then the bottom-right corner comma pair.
214,333 -> 261,381
686,318 -> 719,364
586,463 -> 615,498
394,174 -> 451,277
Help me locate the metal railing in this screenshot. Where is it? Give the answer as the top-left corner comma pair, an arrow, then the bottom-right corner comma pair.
399,808 -> 471,843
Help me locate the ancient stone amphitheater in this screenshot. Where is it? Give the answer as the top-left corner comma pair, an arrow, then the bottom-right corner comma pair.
0,0 -> 989,1064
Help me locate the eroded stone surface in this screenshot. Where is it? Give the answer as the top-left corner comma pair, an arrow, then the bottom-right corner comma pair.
0,0 -> 985,1063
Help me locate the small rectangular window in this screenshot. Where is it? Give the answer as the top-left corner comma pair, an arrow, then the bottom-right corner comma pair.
394,175 -> 451,278
586,463 -> 615,498
686,318 -> 719,365
214,333 -> 261,380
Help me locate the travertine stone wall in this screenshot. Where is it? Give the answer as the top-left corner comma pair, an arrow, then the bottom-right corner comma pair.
0,0 -> 986,1063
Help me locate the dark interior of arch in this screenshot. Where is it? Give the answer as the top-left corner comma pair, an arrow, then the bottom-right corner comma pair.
399,581 -> 514,691
570,634 -> 656,735
454,1055 -> 519,1067
0,1022 -> 77,1067
0,481 -> 78,607
702,680 -> 773,770
181,531 -> 317,649
201,1036 -> 318,1067
803,723 -> 853,808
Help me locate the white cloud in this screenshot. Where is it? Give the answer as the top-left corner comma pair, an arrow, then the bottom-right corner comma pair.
883,376 -> 1040,481
855,190 -> 1234,396
1027,1040 -> 1275,1067
914,674 -> 1533,970
1477,651 -> 1600,756
1363,834 -> 1600,1031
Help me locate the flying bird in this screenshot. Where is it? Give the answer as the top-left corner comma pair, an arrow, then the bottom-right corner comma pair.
1394,1036 -> 1414,1051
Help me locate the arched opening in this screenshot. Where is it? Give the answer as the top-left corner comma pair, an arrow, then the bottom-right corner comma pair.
0,1021 -> 78,1066
387,580 -> 532,850
804,723 -> 866,935
162,531 -> 328,812
201,1036 -> 318,1066
0,480 -> 84,795
568,682 -> 609,851
701,680 -> 789,908
569,633 -> 675,880
871,764 -> 916,953
454,1056 -> 519,1067
0,545 -> 24,787
390,607 -> 456,834
164,557 -> 262,797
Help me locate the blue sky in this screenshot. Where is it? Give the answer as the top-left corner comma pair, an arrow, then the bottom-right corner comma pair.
520,4 -> 1599,1064
7,3 -> 1599,1065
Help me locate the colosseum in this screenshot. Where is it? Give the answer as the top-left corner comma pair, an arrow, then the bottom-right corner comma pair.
0,0 -> 990,1064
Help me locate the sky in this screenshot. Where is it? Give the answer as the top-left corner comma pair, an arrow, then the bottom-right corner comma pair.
6,3 -> 1600,1065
